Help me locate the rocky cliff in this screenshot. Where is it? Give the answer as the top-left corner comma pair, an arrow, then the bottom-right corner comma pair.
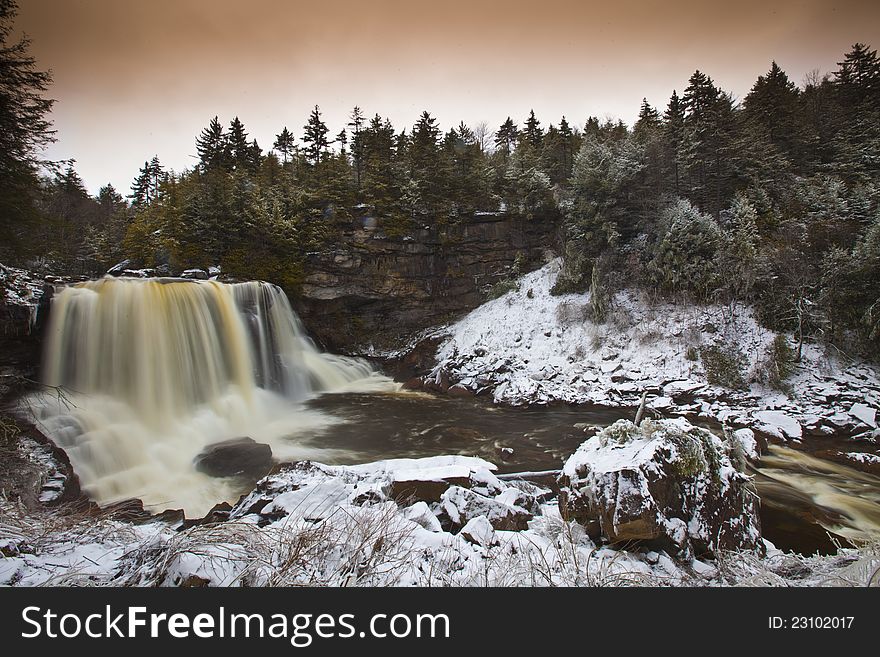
293,213 -> 558,354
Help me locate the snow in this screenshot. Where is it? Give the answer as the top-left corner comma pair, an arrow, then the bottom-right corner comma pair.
845,452 -> 880,466
459,516 -> 496,547
430,259 -> 880,439
752,411 -> 803,441
849,403 -> 878,428
732,428 -> 759,460
348,455 -> 497,482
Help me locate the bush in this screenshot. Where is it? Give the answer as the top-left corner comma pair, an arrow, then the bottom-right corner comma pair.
700,343 -> 747,390
647,199 -> 721,300
487,278 -> 518,300
764,334 -> 797,392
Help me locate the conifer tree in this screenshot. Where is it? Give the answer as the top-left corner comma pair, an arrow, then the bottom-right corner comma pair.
494,117 -> 518,157
0,0 -> 56,257
663,91 -> 686,195
835,42 -> 880,106
227,117 -> 250,169
302,105 -> 330,165
348,106 -> 366,189
273,127 -> 295,164
196,116 -> 227,171
522,109 -> 543,148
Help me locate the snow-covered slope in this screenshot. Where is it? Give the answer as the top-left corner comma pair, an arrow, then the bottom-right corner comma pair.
431,260 -> 880,442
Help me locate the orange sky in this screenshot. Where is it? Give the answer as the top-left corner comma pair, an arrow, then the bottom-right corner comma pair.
16,0 -> 880,194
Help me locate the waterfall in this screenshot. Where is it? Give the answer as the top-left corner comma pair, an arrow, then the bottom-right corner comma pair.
29,277 -> 392,515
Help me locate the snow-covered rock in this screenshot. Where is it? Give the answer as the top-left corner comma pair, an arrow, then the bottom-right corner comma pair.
459,516 -> 497,547
559,418 -> 762,557
849,403 -> 877,429
752,410 -> 802,441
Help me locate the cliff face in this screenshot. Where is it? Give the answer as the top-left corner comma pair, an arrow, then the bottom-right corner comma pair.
292,213 -> 558,353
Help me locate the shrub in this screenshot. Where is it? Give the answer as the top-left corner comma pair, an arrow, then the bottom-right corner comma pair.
700,343 -> 747,390
765,334 -> 797,392
487,278 -> 518,300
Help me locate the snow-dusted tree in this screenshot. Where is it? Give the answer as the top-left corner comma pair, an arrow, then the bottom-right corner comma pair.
567,133 -> 645,247
647,198 -> 722,300
716,193 -> 759,305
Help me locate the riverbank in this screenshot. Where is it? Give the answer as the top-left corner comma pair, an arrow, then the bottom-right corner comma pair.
410,259 -> 879,454
2,436 -> 878,588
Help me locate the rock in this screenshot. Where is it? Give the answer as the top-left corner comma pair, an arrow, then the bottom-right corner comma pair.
403,501 -> 442,532
447,383 -> 473,398
180,268 -> 209,280
293,213 -> 557,353
849,403 -> 877,429
106,259 -> 132,275
437,485 -> 533,532
730,428 -> 761,460
180,502 -> 233,529
460,516 -> 497,547
752,410 -> 802,441
558,418 -> 762,558
194,437 -> 273,479
421,367 -> 451,393
390,477 -> 468,503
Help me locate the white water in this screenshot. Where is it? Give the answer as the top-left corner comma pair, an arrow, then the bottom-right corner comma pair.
759,445 -> 880,543
28,277 -> 395,516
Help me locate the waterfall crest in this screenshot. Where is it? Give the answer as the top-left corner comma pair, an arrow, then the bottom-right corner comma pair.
30,277 -> 391,515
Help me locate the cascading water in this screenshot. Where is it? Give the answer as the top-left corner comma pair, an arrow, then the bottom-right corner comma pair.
28,277 -> 394,516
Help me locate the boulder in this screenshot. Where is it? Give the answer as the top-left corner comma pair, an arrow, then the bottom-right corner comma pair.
437,485 -> 533,532
194,437 -> 273,479
106,259 -> 132,275
180,268 -> 209,280
460,516 -> 497,547
558,418 -> 762,558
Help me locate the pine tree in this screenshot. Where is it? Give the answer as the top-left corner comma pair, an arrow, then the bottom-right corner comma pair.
273,127 -> 295,164
522,109 -> 543,148
742,62 -> 801,161
0,0 -> 56,257
227,117 -> 250,169
0,0 -> 54,176
663,91 -> 685,195
302,105 -> 330,165
407,111 -> 444,217
835,42 -> 880,106
130,161 -> 153,208
196,116 -> 227,171
348,106 -> 366,189
248,139 -> 263,173
633,98 -> 661,140
494,117 -> 518,157
681,71 -> 736,217
148,156 -> 164,200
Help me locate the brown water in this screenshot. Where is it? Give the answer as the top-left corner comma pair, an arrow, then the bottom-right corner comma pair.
300,391 -> 880,556
302,390 -> 631,473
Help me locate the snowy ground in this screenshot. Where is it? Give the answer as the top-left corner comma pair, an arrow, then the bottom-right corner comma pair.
430,260 -> 880,445
2,455 -> 877,587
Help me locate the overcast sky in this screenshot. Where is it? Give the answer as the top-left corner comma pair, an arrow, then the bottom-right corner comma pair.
16,0 -> 880,194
